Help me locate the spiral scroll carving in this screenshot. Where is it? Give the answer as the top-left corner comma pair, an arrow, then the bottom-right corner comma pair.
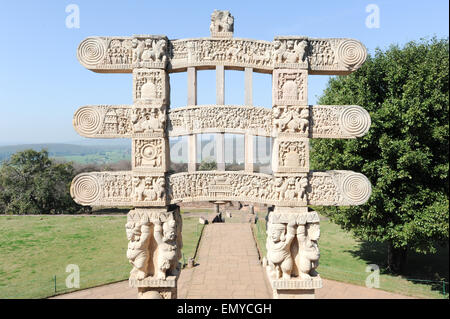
337,40 -> 367,70
77,38 -> 106,66
340,173 -> 371,205
71,174 -> 101,205
73,107 -> 103,136
339,105 -> 371,137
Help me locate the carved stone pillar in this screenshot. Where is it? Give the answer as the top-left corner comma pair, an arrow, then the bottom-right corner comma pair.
268,56 -> 321,299
126,206 -> 183,299
264,207 -> 321,299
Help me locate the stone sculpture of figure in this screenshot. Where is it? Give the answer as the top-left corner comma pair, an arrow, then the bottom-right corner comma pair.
131,38 -> 144,63
273,40 -> 286,63
295,176 -> 308,201
295,40 -> 309,62
154,218 -> 179,279
126,217 -> 152,280
154,177 -> 166,201
296,222 -> 320,279
132,177 -> 145,201
210,10 -> 234,33
141,39 -> 154,61
266,221 -> 297,279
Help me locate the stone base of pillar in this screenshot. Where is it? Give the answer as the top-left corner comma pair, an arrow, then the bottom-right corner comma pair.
273,289 -> 316,299
130,275 -> 178,299
137,287 -> 177,299
269,276 -> 322,299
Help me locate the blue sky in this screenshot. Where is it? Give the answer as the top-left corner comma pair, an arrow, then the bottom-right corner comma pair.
0,0 -> 448,145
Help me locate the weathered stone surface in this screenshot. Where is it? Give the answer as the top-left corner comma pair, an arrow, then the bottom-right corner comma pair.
126,207 -> 182,282
72,10 -> 372,300
273,69 -> 308,106
73,104 -> 370,139
71,170 -> 371,207
168,105 -> 272,136
132,138 -> 169,172
77,36 -> 366,75
70,172 -> 167,206
272,137 -> 309,173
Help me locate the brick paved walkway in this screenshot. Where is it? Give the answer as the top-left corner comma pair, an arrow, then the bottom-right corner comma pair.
178,223 -> 271,299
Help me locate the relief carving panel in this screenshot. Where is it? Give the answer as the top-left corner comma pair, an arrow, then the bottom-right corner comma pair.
168,105 -> 272,136
273,70 -> 308,106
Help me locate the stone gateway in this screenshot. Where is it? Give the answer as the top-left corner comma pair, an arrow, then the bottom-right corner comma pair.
71,10 -> 371,299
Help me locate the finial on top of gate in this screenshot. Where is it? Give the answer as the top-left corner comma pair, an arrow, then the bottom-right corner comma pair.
210,10 -> 234,38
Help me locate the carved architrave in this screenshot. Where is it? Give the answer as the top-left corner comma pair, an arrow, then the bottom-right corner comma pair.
77,36 -> 168,72
77,36 -> 366,75
73,104 -> 371,139
132,138 -> 168,172
311,105 -> 371,138
133,69 -> 169,105
272,137 -> 309,173
308,38 -> 367,74
170,38 -> 274,72
308,170 -> 372,206
126,206 -> 182,286
73,105 -> 133,138
168,105 -> 272,137
273,70 -> 308,106
70,172 -> 167,207
169,171 -> 308,207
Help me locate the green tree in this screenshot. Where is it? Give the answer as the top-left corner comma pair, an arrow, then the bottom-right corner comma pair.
0,149 -> 85,214
311,38 -> 449,273
198,159 -> 217,171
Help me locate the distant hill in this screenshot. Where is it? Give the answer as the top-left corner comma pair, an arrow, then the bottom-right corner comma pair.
0,143 -> 131,164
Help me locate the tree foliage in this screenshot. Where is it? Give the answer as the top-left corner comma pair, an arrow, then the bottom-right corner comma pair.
0,149 -> 85,214
310,38 -> 449,271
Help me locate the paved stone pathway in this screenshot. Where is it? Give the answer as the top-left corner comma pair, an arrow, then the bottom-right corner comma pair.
178,223 -> 271,299
51,223 -> 414,299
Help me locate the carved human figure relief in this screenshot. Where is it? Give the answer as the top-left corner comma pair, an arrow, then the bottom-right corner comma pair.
168,105 -> 272,136
210,10 -> 234,38
273,37 -> 309,69
296,222 -> 320,279
266,221 -> 297,280
126,214 -> 152,280
273,70 -> 308,106
153,216 -> 181,279
131,106 -> 166,136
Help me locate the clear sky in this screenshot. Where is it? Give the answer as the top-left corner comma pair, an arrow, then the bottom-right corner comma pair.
0,0 -> 448,145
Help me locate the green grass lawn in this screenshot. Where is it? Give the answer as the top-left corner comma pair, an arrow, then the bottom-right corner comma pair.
253,212 -> 448,299
0,213 -> 203,299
